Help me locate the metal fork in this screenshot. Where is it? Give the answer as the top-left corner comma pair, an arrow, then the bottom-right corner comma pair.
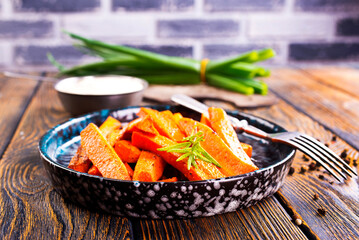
171,94 -> 357,181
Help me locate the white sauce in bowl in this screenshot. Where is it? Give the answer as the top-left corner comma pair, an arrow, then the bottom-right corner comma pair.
55,75 -> 146,96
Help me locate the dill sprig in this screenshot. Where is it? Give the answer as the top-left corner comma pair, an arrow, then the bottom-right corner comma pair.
158,131 -> 221,170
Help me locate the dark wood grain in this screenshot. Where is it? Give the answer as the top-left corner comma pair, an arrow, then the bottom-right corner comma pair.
0,81 -> 132,239
245,76 -> 359,239
133,197 -> 307,240
301,67 -> 359,99
269,69 -> 359,150
0,74 -> 38,157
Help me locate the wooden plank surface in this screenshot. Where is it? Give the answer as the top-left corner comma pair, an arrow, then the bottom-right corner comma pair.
0,81 -> 132,239
133,197 -> 307,240
0,78 -> 307,239
239,69 -> 359,239
0,74 -> 38,157
300,67 -> 359,99
269,69 -> 359,150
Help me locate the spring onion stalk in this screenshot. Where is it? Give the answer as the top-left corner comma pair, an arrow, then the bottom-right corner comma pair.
49,32 -> 275,95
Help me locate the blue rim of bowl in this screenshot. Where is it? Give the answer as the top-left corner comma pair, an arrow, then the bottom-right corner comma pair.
38,105 -> 296,185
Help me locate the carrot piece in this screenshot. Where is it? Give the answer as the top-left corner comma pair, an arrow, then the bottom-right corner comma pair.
208,107 -> 254,162
137,108 -> 185,142
107,128 -> 126,146
132,131 -> 226,181
241,142 -> 253,158
173,113 -> 183,124
133,151 -> 166,182
88,165 -> 102,176
120,118 -> 143,140
133,115 -> 159,135
160,177 -> 178,182
80,123 -> 131,180
124,162 -> 134,178
114,140 -> 141,163
99,116 -> 121,138
68,146 -> 92,173
178,118 -> 258,177
200,113 -> 211,127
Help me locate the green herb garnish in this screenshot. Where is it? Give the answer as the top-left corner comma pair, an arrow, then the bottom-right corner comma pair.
158,131 -> 221,170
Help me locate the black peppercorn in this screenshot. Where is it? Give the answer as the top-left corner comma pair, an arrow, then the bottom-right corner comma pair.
313,193 -> 319,200
317,207 -> 326,216
302,155 -> 310,162
331,135 -> 337,142
288,167 -> 295,176
318,174 -> 324,180
301,165 -> 309,173
340,149 -> 348,159
324,143 -> 329,147
309,162 -> 317,171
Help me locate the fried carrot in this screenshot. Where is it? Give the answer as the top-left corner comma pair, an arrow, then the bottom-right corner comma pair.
132,131 -> 225,181
208,107 -> 254,161
133,151 -> 166,182
114,140 -> 141,163
80,123 -> 131,180
200,113 -> 211,127
137,108 -> 185,142
173,113 -> 183,124
124,162 -> 134,178
68,146 -> 92,173
160,177 -> 178,182
88,165 -> 102,176
133,115 -> 159,135
241,142 -> 253,158
99,116 -> 121,138
178,118 -> 258,177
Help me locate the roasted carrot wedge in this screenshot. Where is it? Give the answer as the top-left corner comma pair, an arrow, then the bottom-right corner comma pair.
173,113 -> 183,124
133,151 -> 166,182
124,162 -> 134,178
160,177 -> 178,182
200,113 -> 211,127
68,146 -> 92,173
132,131 -> 225,181
80,123 -> 131,180
99,116 -> 122,138
241,142 -> 253,158
208,107 -> 254,161
137,108 -> 185,142
178,118 -> 258,177
114,140 -> 141,163
133,115 -> 159,135
88,165 -> 102,176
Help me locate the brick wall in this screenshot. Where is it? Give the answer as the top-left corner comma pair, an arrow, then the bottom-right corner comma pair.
1,0 -> 359,70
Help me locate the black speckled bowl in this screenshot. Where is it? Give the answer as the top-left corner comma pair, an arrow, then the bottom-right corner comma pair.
39,105 -> 295,219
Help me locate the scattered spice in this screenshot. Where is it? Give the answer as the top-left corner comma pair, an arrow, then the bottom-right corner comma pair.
315,161 -> 321,167
354,159 -> 357,167
324,143 -> 329,147
340,149 -> 348,159
292,214 -> 302,225
302,155 -> 310,162
318,174 -> 325,180
309,162 -> 317,171
329,181 -> 334,185
331,135 -> 337,142
288,167 -> 295,176
313,193 -> 319,200
300,165 -> 309,173
317,207 -> 326,216
344,157 -> 350,165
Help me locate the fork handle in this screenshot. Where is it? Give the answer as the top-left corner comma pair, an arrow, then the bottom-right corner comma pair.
171,94 -> 270,139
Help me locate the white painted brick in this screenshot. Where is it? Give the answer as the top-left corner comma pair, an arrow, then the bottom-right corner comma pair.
248,15 -> 334,39
0,42 -> 12,66
62,15 -> 154,41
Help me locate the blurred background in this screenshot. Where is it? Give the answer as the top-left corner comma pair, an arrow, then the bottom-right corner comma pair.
1,0 -> 359,71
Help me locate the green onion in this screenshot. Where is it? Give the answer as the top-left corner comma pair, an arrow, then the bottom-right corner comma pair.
48,32 -> 275,95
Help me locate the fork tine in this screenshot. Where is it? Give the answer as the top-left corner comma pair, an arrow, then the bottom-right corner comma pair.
296,136 -> 353,178
287,140 -> 342,182
291,138 -> 347,180
301,134 -> 357,176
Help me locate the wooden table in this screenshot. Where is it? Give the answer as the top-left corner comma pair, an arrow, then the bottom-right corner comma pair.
0,67 -> 358,239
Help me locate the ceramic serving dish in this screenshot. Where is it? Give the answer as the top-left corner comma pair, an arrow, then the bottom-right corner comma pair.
39,105 -> 295,219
